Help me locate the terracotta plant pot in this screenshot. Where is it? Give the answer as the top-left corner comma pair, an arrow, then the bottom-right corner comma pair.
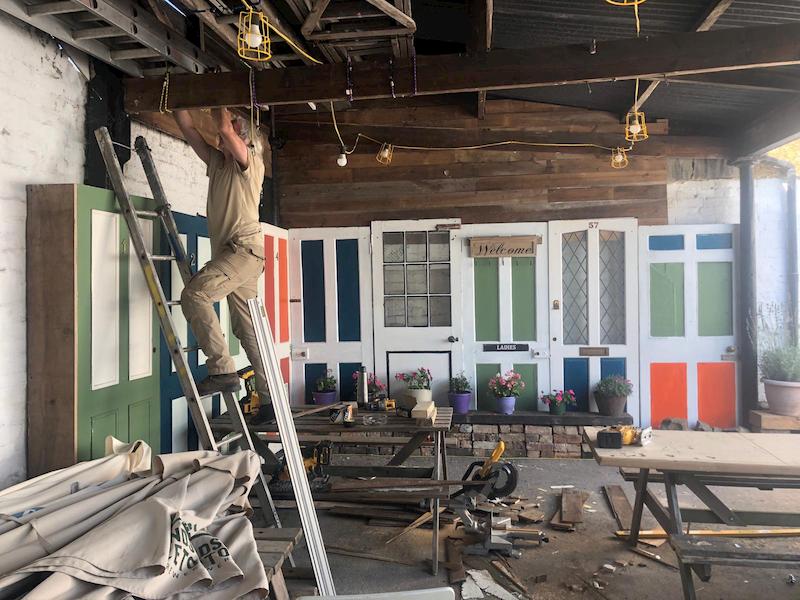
312,390 -> 337,406
764,379 -> 800,417
496,396 -> 516,415
549,402 -> 567,416
595,395 -> 627,417
449,392 -> 472,415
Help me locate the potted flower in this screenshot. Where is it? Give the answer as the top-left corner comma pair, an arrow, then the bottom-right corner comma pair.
449,373 -> 472,415
541,389 -> 576,416
594,375 -> 633,417
488,370 -> 525,415
760,345 -> 800,416
312,370 -> 337,405
352,370 -> 387,400
395,367 -> 433,408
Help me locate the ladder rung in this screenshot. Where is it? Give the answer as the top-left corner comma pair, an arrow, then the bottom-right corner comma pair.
135,209 -> 160,218
217,432 -> 244,447
72,25 -> 125,40
110,47 -> 162,60
182,346 -> 199,353
27,1 -> 83,16
150,254 -> 176,262
166,300 -> 181,306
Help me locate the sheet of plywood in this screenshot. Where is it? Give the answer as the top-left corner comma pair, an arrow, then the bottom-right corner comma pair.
584,427 -> 800,477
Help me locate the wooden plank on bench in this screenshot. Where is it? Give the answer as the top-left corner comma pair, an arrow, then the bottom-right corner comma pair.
253,527 -> 303,545
256,539 -> 295,554
670,534 -> 800,567
749,410 -> 800,433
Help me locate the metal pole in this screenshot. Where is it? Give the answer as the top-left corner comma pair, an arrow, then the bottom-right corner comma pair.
738,160 -> 758,424
248,297 -> 336,596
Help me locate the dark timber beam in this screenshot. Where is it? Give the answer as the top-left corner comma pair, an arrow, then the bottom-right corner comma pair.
125,22 -> 800,112
629,0 -> 733,113
737,160 -> 758,425
733,96 -> 800,158
467,0 -> 492,119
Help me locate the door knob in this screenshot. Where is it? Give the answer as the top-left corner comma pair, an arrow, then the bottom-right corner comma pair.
447,336 -> 459,343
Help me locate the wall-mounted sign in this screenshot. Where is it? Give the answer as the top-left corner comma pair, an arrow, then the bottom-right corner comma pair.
483,343 -> 530,352
469,235 -> 542,257
579,346 -> 610,357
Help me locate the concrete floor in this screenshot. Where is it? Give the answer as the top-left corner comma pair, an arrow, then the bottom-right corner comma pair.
275,456 -> 800,599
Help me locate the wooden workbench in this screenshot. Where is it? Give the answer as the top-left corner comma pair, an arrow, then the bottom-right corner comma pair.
212,406 -> 454,576
584,427 -> 800,599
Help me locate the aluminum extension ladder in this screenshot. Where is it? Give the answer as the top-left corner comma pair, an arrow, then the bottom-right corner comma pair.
93,126 -> 284,536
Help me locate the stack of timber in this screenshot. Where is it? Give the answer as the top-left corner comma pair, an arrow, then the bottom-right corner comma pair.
550,488 -> 589,532
274,96 -> 692,227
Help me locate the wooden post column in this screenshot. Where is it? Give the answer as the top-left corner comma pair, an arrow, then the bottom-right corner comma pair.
738,160 -> 758,424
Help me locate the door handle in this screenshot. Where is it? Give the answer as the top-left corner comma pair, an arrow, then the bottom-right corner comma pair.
447,336 -> 459,343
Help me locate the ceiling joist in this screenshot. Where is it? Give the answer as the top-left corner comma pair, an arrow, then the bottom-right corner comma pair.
125,22 -> 800,113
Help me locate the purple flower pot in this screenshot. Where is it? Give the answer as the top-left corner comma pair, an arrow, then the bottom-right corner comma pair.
449,392 -> 472,415
312,391 -> 337,405
496,396 -> 516,415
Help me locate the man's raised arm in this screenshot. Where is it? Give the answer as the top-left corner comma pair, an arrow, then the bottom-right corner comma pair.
213,108 -> 249,170
174,110 -> 212,165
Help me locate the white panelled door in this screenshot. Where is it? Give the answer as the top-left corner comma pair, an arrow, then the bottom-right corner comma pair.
371,219 -> 463,405
548,219 -> 639,419
289,227 -> 373,405
638,224 -> 738,429
461,223 -> 550,411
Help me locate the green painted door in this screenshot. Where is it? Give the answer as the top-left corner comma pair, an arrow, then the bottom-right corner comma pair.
76,185 -> 161,460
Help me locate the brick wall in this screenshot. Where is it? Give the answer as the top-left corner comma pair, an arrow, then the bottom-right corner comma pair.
0,12 -> 207,489
448,424 -> 589,458
0,13 -> 88,490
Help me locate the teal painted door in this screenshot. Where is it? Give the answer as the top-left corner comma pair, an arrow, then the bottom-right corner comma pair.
76,185 -> 160,460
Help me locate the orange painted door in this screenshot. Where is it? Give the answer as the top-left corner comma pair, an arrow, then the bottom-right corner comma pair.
639,225 -> 737,428
260,223 -> 291,385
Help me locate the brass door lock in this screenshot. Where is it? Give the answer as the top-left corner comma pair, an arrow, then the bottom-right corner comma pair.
552,299 -> 560,310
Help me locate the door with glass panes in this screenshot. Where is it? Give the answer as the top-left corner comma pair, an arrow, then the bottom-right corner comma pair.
548,219 -> 639,420
371,219 -> 462,405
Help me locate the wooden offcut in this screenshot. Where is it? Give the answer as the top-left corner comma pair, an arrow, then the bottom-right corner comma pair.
561,488 -> 585,523
749,409 -> 800,433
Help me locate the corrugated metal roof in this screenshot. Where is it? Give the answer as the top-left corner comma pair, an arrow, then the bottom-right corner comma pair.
483,0 -> 800,134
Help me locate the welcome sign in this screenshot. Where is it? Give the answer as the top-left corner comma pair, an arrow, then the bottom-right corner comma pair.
469,235 -> 542,257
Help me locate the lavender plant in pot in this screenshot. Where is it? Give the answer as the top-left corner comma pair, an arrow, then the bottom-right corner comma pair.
541,389 -> 576,416
594,375 -> 633,417
312,370 -> 337,405
488,370 -> 525,415
760,345 -> 800,417
448,373 -> 472,415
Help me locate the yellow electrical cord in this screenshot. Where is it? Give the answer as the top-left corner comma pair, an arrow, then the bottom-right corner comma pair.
330,102 -> 630,155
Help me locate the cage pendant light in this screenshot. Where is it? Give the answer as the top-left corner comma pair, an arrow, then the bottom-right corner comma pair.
376,143 -> 394,166
238,2 -> 271,62
611,147 -> 629,169
605,0 -> 646,5
625,110 -> 649,142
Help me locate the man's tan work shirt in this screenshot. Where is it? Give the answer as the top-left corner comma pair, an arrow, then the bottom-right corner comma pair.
206,146 -> 265,258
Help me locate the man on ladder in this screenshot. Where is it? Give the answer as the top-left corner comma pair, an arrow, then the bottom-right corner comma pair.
174,108 -> 274,422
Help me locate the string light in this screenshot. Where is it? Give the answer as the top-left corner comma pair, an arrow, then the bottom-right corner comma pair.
336,146 -> 348,167
611,147 -> 629,169
376,143 -> 394,165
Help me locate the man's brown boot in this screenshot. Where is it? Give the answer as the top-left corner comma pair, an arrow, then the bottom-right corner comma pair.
196,373 -> 240,396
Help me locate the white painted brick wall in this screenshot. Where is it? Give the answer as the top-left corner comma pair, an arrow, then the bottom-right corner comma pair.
0,13 -> 207,490
0,13 -> 87,490
123,121 -> 208,216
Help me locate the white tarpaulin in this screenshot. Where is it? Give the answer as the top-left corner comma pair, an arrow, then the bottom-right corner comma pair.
0,439 -> 270,599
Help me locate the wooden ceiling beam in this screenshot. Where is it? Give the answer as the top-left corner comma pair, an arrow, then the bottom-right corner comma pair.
733,96 -> 800,158
301,0 -> 331,39
468,0 -> 493,119
364,0 -> 415,32
125,22 -> 800,112
630,0 -> 733,114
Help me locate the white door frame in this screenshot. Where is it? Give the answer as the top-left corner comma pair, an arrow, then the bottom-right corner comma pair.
371,218 -> 463,403
288,227 -> 373,404
549,218 -> 639,419
638,224 -> 738,427
461,222 -> 550,409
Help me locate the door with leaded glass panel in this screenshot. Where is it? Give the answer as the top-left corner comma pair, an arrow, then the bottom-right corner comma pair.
548,219 -> 639,420
371,219 -> 463,406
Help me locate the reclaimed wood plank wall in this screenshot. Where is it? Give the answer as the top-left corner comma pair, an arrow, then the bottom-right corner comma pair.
274,97 -> 676,228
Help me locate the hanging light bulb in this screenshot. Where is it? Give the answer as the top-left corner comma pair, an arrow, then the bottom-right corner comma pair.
376,143 -> 393,166
625,111 -> 648,142
245,22 -> 262,48
336,151 -> 348,167
611,147 -> 629,169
